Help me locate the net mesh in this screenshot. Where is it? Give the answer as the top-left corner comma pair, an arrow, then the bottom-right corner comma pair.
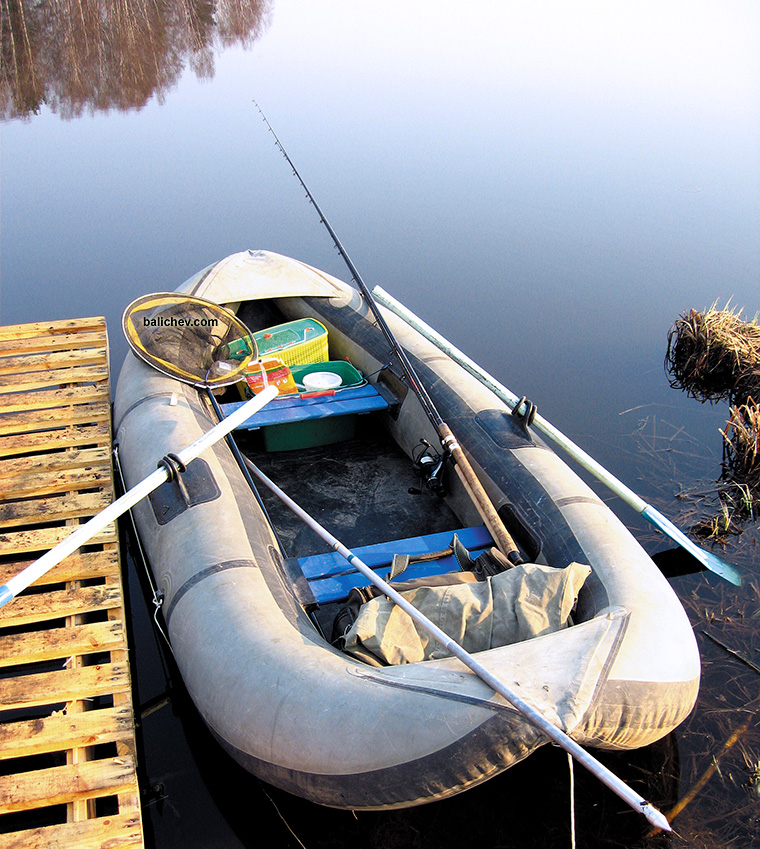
122,293 -> 258,388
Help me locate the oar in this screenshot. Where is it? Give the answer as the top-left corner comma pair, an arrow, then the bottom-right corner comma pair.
239,452 -> 672,833
0,385 -> 278,609
254,102 -> 521,564
373,286 -> 742,587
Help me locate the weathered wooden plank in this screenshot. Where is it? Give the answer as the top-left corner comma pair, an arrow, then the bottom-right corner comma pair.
0,317 -> 106,340
0,706 -> 135,761
0,384 -> 109,413
0,811 -> 143,849
0,584 -> 123,628
0,365 -> 110,393
0,550 -> 119,587
0,524 -> 115,557
0,446 -> 112,479
0,755 -> 137,814
0,406 -> 111,437
0,524 -> 116,557
0,402 -> 110,428
0,347 -> 108,376
0,662 -> 131,711
0,491 -> 112,529
0,620 -> 126,668
0,466 -> 112,500
0,331 -> 109,360
0,423 -> 111,458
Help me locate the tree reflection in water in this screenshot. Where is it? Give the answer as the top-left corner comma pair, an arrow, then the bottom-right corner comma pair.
0,0 -> 272,120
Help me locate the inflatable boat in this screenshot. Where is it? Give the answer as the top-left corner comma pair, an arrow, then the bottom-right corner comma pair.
113,249 -> 700,810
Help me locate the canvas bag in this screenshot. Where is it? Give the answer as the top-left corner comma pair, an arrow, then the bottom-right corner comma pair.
342,561 -> 592,667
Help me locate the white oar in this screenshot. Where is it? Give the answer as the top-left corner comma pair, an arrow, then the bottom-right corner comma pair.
240,453 -> 672,833
0,385 -> 278,609
373,286 -> 742,587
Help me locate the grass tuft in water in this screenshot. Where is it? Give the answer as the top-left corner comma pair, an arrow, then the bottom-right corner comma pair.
666,304 -> 760,523
666,303 -> 760,405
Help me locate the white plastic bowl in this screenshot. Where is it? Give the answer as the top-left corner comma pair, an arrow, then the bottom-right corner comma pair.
302,371 -> 342,390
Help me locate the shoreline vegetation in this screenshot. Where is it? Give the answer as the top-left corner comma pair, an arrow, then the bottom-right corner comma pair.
0,0 -> 272,120
615,307 -> 760,847
666,304 -> 760,539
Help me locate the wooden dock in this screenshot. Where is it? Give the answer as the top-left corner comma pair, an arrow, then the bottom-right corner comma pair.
0,318 -> 144,848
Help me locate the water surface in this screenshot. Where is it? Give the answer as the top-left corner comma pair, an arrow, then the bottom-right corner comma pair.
2,2 -> 760,847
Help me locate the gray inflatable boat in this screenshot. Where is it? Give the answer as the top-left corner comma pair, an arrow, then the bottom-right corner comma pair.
113,249 -> 700,810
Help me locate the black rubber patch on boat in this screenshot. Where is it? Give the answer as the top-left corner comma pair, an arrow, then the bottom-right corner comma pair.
474,410 -> 538,449
149,458 -> 221,525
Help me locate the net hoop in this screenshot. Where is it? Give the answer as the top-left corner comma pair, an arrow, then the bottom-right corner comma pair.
122,292 -> 258,388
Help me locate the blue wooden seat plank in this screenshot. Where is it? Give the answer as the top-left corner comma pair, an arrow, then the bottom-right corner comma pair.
297,525 -> 493,604
221,384 -> 388,431
299,525 -> 493,579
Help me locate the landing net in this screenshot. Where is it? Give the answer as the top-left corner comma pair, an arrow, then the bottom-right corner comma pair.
122,293 -> 257,388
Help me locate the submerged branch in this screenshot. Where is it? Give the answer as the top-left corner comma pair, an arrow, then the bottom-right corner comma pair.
655,714 -> 753,832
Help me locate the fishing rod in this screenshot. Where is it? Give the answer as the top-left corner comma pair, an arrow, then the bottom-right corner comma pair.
253,101 -> 521,563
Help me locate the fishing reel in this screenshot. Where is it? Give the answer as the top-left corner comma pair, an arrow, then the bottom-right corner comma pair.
411,439 -> 447,497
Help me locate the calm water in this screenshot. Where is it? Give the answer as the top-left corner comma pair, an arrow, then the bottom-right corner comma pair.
2,2 -> 760,847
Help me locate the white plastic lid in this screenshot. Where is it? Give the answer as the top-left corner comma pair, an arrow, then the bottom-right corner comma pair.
302,371 -> 342,390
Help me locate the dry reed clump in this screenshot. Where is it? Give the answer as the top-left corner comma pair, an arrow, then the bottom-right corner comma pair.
665,305 -> 760,404
721,400 -> 760,506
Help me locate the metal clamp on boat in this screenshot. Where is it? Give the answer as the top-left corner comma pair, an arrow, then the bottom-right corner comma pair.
157,451 -> 186,480
512,396 -> 538,431
149,453 -> 221,525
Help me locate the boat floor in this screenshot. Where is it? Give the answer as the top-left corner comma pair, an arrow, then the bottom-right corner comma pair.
230,298 -> 459,559
234,419 -> 460,561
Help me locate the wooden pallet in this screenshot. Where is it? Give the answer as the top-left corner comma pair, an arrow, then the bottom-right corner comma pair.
0,318 -> 144,848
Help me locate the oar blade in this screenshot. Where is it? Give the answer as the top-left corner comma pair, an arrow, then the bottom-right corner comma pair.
642,506 -> 742,586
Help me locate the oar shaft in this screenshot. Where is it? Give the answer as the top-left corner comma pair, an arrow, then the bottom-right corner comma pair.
373,286 -> 742,586
0,385 -> 278,608
241,454 -> 670,832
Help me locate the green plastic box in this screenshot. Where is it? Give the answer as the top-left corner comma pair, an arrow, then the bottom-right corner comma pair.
262,416 -> 358,452
262,361 -> 367,451
289,361 -> 364,389
253,318 -> 328,366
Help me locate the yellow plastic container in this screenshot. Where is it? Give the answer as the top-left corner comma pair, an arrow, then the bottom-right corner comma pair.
253,319 -> 328,367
